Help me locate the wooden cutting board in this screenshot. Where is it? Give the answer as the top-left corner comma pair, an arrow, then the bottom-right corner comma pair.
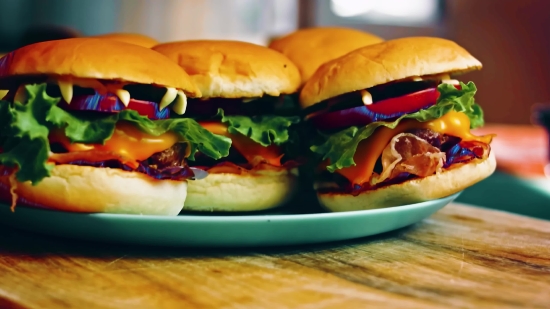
0,203 -> 548,309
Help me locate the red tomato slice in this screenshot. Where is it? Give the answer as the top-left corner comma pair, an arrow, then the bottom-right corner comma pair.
310,85 -> 460,131
59,94 -> 170,120
367,87 -> 439,115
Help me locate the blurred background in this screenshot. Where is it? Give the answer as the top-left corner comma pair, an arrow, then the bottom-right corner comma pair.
1,0 -> 549,124
1,0 -> 549,218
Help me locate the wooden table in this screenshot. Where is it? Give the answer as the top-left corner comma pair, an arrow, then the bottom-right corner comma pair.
0,203 -> 548,309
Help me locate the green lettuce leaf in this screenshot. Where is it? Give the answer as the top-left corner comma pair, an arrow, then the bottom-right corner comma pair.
0,85 -> 58,182
216,108 -> 300,147
311,81 -> 485,172
0,84 -> 232,184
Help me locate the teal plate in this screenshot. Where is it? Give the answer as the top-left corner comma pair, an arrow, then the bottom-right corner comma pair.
0,193 -> 460,247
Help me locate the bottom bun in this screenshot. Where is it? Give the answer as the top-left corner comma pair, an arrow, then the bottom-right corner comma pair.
0,165 -> 188,216
318,151 -> 496,212
185,168 -> 298,212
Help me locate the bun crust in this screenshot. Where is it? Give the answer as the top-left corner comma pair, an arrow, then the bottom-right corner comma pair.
269,27 -> 383,86
0,165 -> 188,216
318,151 -> 496,212
300,37 -> 482,108
0,38 -> 200,97
91,33 -> 159,48
152,40 -> 301,98
184,169 -> 298,211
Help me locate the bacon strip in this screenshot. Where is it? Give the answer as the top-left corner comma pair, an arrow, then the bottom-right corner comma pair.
373,133 -> 446,185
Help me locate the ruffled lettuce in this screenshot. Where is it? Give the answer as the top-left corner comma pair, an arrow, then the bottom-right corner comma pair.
0,84 -> 232,184
216,108 -> 300,146
311,81 -> 485,172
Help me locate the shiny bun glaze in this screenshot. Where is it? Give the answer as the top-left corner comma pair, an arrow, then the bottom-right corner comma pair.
269,27 -> 383,86
300,37 -> 482,109
152,40 -> 300,99
0,38 -> 201,97
91,32 -> 159,48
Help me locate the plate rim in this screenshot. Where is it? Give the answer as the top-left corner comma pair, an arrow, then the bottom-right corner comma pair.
1,192 -> 461,222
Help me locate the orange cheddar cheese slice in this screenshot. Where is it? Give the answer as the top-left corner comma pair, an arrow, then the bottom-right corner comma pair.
198,121 -> 283,166
335,111 -> 495,185
49,121 -> 178,169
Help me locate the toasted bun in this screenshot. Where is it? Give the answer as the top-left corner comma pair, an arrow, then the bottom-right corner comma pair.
300,37 -> 482,108
318,151 -> 496,212
269,27 -> 383,86
91,32 -> 159,48
184,169 -> 298,211
0,165 -> 188,216
152,40 -> 301,98
0,38 -> 200,97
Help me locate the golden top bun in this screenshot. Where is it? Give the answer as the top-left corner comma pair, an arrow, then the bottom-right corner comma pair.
91,32 -> 159,48
0,165 -> 188,216
152,40 -> 301,98
269,27 -> 383,86
300,37 -> 482,108
185,169 -> 298,212
0,38 -> 201,97
318,151 -> 496,212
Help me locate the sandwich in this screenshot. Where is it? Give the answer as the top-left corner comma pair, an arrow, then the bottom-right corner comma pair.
91,33 -> 159,48
269,27 -> 383,87
0,38 -> 231,215
153,40 -> 302,211
300,37 -> 496,212
269,27 -> 384,208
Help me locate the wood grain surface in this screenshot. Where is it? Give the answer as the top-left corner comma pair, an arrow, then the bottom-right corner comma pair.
0,203 -> 549,309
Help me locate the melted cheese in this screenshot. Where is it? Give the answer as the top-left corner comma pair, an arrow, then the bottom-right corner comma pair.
360,90 -> 373,105
49,122 -> 178,168
160,87 -> 177,111
334,111 -> 495,185
48,76 -> 183,109
14,85 -> 27,103
58,78 -> 73,104
441,79 -> 460,85
172,90 -> 187,115
115,89 -> 131,106
437,74 -> 451,80
198,122 -> 283,166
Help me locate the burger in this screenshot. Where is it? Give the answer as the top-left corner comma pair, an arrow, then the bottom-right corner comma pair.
0,38 -> 231,215
269,27 -> 384,209
300,37 -> 496,212
152,40 -> 302,212
269,27 -> 384,87
91,33 -> 159,48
